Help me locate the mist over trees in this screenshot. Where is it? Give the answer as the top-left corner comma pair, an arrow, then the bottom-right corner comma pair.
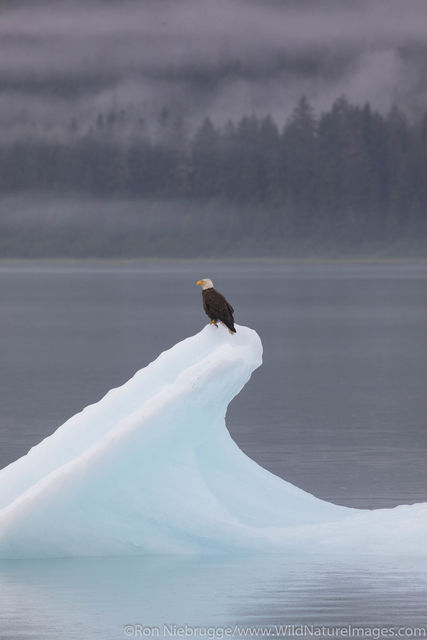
1,0 -> 427,257
0,96 -> 426,257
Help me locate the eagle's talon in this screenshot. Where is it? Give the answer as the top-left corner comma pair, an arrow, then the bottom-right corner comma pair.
210,320 -> 218,327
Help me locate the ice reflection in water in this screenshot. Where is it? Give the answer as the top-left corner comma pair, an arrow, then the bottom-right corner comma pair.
1,555 -> 427,639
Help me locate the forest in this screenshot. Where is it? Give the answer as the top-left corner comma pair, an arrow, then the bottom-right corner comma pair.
0,96 -> 426,257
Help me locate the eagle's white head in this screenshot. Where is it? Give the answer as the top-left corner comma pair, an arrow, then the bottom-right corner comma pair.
196,278 -> 214,290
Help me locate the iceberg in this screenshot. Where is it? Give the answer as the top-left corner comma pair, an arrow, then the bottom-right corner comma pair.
0,325 -> 425,558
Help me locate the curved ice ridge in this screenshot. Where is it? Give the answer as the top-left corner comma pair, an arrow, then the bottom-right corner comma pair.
0,325 -> 425,558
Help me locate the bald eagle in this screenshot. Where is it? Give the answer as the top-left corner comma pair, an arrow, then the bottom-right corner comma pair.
196,278 -> 236,334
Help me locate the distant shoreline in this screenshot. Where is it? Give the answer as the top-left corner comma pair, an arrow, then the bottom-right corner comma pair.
0,257 -> 426,266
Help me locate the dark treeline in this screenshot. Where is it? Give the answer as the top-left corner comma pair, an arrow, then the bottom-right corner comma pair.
0,96 -> 426,256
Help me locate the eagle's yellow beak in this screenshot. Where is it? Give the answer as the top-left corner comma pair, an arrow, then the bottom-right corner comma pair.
196,280 -> 203,286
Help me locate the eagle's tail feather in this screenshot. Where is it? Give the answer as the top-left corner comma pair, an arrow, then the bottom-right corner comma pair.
225,320 -> 236,334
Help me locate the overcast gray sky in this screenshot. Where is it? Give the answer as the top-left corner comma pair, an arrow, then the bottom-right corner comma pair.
1,0 -> 427,137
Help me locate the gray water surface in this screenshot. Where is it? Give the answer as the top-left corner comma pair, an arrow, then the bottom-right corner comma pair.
0,262 -> 426,639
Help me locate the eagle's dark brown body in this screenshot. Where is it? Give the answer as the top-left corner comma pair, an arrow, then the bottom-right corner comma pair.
202,287 -> 236,333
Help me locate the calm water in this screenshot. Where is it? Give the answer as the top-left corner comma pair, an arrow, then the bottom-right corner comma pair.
0,261 -> 426,639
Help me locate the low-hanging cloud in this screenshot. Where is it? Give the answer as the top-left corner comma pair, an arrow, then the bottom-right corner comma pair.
1,0 -> 427,139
